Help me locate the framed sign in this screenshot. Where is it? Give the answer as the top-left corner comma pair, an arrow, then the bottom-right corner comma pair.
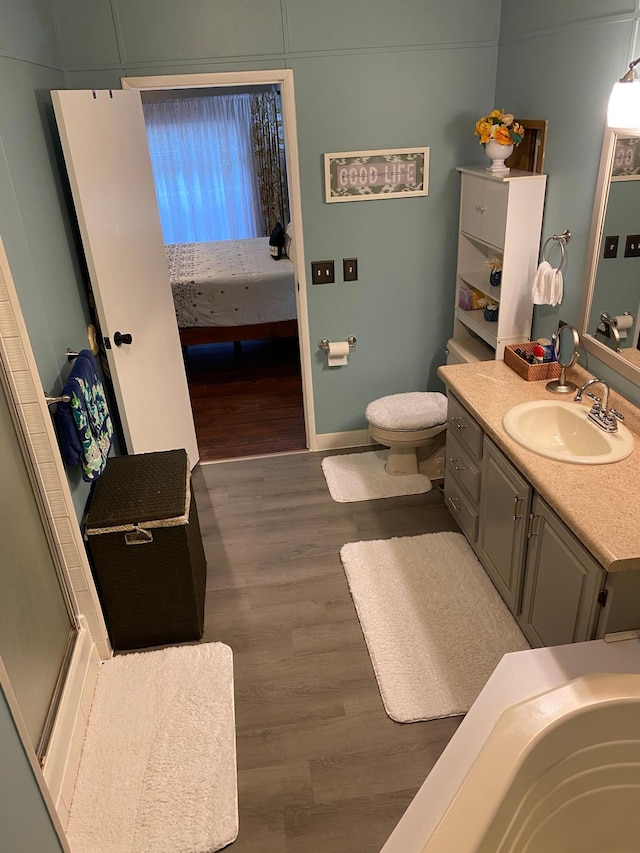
324,147 -> 429,202
611,136 -> 640,181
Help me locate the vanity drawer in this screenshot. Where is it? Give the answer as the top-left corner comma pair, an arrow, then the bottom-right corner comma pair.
446,431 -> 481,504
444,476 -> 479,545
447,393 -> 483,460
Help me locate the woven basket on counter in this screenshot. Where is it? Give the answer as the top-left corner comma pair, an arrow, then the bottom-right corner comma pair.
504,343 -> 561,382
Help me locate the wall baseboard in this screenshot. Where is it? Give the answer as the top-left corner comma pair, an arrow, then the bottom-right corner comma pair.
43,618 -> 102,827
314,429 -> 374,451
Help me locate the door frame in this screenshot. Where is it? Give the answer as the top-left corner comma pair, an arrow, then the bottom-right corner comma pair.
121,69 -> 317,451
0,237 -> 110,821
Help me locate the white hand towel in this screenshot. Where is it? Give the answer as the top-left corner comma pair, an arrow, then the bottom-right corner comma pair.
531,261 -> 563,306
531,260 -> 552,304
551,267 -> 563,306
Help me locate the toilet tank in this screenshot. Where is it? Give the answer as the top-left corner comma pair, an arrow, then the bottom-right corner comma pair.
446,337 -> 493,365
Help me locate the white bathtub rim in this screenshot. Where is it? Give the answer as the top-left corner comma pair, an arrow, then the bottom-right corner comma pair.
423,672 -> 640,852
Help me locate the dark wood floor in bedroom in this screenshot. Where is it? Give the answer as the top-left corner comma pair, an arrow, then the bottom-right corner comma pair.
192,450 -> 462,853
184,337 -> 307,462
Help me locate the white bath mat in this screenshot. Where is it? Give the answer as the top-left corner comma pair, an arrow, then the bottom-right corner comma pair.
340,531 -> 530,722
66,642 -> 238,853
321,450 -> 432,502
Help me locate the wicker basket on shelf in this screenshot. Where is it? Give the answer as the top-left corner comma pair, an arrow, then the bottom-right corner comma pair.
504,343 -> 561,382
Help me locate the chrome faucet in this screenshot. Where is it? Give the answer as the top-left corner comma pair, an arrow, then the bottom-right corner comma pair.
574,378 -> 623,432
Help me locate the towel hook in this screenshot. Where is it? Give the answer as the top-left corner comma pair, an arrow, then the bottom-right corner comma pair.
542,229 -> 571,272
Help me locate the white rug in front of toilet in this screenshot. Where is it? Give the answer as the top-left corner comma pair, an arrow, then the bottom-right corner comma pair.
321,449 -> 432,502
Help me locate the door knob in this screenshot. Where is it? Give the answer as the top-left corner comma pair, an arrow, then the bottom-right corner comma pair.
113,331 -> 133,347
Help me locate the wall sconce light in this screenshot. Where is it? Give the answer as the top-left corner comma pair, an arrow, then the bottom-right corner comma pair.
608,58 -> 640,132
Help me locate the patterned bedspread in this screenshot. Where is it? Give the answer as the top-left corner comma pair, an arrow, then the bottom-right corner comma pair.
165,237 -> 296,328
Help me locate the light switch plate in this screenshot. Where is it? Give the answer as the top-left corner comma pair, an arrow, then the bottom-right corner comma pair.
343,258 -> 358,281
311,260 -> 335,284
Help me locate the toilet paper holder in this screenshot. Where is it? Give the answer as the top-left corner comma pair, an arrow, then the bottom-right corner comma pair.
318,336 -> 357,351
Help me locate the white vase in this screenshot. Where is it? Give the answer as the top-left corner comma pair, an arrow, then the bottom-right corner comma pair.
485,139 -> 513,173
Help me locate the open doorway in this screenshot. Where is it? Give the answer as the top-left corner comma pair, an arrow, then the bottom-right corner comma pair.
130,74 -> 310,462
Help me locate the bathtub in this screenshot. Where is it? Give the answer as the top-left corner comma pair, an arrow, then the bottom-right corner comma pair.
423,672 -> 640,852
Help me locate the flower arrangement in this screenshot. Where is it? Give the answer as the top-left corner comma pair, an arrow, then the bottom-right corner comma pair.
484,255 -> 502,272
474,110 -> 525,147
485,255 -> 503,286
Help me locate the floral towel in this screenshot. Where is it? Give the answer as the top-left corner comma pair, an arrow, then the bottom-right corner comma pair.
55,350 -> 113,481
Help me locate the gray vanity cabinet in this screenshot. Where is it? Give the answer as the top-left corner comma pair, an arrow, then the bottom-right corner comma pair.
478,438 -> 532,614
520,495 -> 604,647
444,392 -> 611,649
444,394 -> 483,546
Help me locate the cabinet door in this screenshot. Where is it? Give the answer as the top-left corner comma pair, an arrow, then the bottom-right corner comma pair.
478,438 -> 531,613
479,179 -> 508,248
459,174 -> 508,248
459,175 -> 486,240
521,494 -> 605,648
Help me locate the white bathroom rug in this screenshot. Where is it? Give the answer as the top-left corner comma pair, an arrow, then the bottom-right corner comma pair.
321,450 -> 432,502
66,642 -> 238,853
340,531 -> 530,722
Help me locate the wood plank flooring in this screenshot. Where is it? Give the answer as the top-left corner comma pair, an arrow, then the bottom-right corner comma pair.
192,449 -> 462,853
184,338 -> 306,462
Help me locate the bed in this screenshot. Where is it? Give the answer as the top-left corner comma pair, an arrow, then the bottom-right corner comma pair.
165,237 -> 297,346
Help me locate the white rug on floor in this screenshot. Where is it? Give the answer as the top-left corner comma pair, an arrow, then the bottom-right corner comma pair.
66,642 -> 238,853
340,531 -> 530,722
321,450 -> 432,502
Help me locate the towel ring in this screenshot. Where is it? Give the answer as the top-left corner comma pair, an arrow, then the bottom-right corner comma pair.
542,229 -> 571,273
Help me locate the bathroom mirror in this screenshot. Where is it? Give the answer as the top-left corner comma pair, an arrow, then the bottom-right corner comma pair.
580,128 -> 640,382
546,324 -> 579,394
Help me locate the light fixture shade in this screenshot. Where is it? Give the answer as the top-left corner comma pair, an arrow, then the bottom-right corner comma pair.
608,80 -> 640,132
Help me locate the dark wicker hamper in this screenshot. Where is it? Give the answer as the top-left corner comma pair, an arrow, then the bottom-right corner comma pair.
84,449 -> 207,651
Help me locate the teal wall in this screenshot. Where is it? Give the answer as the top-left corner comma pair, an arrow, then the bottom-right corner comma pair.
0,685 -> 64,851
495,0 -> 640,404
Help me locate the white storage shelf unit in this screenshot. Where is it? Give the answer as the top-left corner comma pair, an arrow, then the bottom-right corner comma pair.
453,166 -> 547,359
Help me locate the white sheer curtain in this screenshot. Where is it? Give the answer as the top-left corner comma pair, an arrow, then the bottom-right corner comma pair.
142,94 -> 263,244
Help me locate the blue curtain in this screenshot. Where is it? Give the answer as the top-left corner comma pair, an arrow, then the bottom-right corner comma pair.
143,94 -> 263,244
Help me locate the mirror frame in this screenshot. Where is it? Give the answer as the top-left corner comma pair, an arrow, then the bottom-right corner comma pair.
580,127 -> 640,384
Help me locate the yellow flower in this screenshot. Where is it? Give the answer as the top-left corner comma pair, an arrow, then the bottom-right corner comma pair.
488,109 -> 503,119
493,125 -> 513,145
474,119 -> 493,144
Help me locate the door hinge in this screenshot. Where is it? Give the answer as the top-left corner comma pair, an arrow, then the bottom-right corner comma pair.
103,336 -> 111,349
597,588 -> 608,607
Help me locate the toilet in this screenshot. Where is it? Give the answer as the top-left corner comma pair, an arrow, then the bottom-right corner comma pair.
366,392 -> 448,477
366,336 -> 493,477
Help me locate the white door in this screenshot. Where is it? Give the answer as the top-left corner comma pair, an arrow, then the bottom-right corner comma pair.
51,89 -> 199,466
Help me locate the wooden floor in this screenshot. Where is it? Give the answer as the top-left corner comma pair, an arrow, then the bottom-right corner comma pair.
184,338 -> 307,462
192,449 -> 462,853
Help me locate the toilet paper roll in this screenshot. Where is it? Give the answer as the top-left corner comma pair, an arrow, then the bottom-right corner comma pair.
327,340 -> 350,367
612,314 -> 634,339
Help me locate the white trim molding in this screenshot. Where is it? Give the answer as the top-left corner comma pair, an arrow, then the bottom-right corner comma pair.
314,428 -> 374,451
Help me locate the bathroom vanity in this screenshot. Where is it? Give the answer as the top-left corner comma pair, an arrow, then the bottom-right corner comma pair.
439,360 -> 640,648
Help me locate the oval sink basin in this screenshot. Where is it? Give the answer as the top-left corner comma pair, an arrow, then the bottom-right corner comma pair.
502,401 -> 635,464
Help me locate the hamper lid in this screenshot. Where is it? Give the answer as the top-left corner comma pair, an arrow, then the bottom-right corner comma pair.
85,449 -> 190,534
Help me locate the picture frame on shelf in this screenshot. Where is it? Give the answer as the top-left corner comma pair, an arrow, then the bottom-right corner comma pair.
505,119 -> 547,174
